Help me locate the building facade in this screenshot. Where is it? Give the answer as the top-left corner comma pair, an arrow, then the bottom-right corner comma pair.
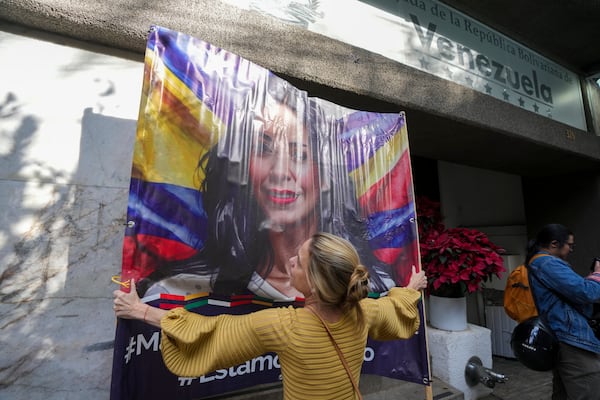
1,0 -> 599,399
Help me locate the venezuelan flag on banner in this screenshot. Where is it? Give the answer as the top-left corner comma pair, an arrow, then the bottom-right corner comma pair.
111,25 -> 429,400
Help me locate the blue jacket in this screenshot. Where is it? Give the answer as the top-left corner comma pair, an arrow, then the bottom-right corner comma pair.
528,252 -> 600,354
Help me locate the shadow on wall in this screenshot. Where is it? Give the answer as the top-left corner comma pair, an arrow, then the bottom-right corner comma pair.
0,101 -> 136,398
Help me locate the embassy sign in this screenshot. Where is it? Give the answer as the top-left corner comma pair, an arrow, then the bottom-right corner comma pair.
410,13 -> 554,103
224,0 -> 587,130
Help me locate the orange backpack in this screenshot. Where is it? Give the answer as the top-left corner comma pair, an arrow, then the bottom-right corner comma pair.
503,254 -> 548,323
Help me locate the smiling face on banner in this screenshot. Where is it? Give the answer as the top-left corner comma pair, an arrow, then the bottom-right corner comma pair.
249,102 -> 322,231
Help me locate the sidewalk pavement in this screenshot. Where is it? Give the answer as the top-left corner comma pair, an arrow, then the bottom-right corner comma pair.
478,356 -> 552,400
388,355 -> 552,400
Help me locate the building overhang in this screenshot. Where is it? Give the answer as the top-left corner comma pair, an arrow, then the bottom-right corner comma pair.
2,0 -> 599,178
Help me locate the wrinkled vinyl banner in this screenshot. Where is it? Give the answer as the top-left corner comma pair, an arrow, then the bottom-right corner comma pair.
111,25 -> 430,399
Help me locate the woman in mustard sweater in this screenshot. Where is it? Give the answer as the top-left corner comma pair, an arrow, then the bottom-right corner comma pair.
113,232 -> 427,400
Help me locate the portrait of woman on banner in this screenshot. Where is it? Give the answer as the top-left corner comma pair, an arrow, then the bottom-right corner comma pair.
111,28 -> 429,400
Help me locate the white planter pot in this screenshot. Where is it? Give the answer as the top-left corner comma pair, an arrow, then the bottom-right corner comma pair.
428,295 -> 468,331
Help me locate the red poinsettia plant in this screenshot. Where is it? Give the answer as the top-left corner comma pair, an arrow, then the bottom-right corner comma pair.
416,196 -> 505,298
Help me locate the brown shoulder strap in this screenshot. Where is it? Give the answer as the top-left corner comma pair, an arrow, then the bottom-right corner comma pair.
528,253 -> 550,265
311,310 -> 363,400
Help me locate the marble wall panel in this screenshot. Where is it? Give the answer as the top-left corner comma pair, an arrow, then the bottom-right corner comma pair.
0,23 -> 142,399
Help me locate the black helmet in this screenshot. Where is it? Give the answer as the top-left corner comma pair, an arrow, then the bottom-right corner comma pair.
510,317 -> 558,371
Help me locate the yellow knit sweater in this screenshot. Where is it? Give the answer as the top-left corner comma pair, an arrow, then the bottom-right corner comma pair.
160,287 -> 422,399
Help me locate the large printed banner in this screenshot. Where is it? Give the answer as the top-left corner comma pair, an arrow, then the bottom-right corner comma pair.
110,25 -> 429,399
